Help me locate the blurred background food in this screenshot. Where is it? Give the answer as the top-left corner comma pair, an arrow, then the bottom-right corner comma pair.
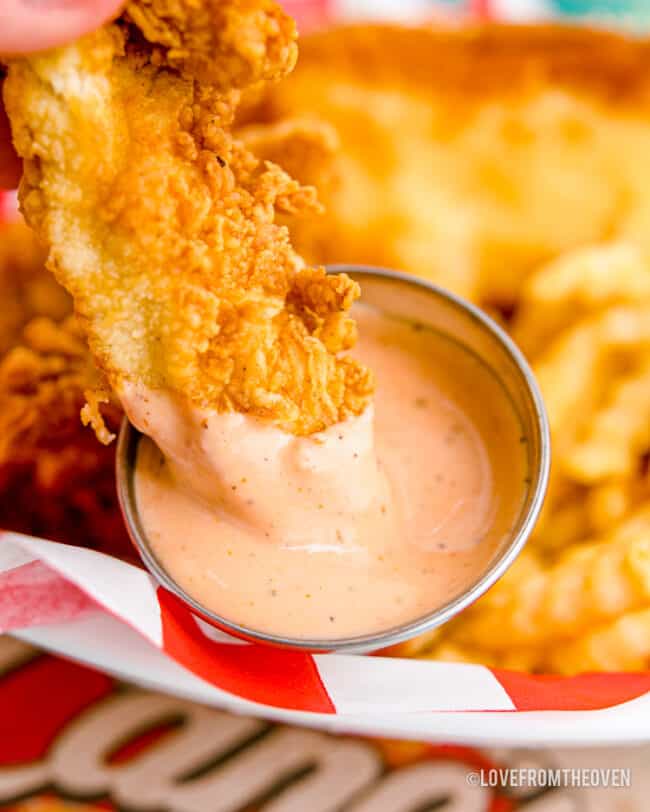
241,25 -> 650,308
0,220 -> 129,559
2,20 -> 650,674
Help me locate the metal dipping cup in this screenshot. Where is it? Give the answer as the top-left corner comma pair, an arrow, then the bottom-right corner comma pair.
117,265 -> 550,654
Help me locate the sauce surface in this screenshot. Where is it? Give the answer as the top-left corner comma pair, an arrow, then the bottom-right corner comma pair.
133,306 -> 528,639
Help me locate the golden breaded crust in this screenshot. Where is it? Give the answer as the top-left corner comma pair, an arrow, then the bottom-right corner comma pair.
3,1 -> 373,436
125,0 -> 298,88
238,116 -> 339,196
0,317 -> 117,465
0,314 -> 130,558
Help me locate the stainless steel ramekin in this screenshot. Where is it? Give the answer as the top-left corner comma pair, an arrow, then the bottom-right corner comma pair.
116,265 -> 550,654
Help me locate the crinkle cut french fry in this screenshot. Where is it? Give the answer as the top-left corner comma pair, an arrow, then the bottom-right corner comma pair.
424,641 -> 545,672
548,608 -> 650,674
533,323 -> 603,451
498,648 -> 546,673
512,242 -> 650,357
424,642 -> 494,666
563,360 -> 650,484
467,549 -> 543,612
532,495 -> 589,555
533,305 -> 650,453
586,481 -> 635,535
453,508 -> 650,650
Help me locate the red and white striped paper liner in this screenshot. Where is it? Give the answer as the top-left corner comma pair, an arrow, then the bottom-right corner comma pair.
2,0 -> 650,741
2,532 -> 650,745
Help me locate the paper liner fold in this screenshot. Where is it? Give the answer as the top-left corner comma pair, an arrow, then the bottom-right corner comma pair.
2,530 -> 650,747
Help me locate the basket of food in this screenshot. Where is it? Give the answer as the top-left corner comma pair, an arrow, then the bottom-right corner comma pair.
0,0 -> 649,748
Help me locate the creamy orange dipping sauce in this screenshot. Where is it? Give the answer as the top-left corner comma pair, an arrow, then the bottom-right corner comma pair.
131,306 -> 528,640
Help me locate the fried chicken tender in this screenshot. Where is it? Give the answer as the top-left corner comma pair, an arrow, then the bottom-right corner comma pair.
124,0 -> 298,87
0,218 -> 130,556
3,0 -> 373,436
0,314 -> 129,558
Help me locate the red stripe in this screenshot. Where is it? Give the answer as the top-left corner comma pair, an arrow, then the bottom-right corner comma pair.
492,668 -> 650,711
0,559 -> 97,632
0,655 -> 113,764
158,588 -> 335,714
5,552 -> 650,714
